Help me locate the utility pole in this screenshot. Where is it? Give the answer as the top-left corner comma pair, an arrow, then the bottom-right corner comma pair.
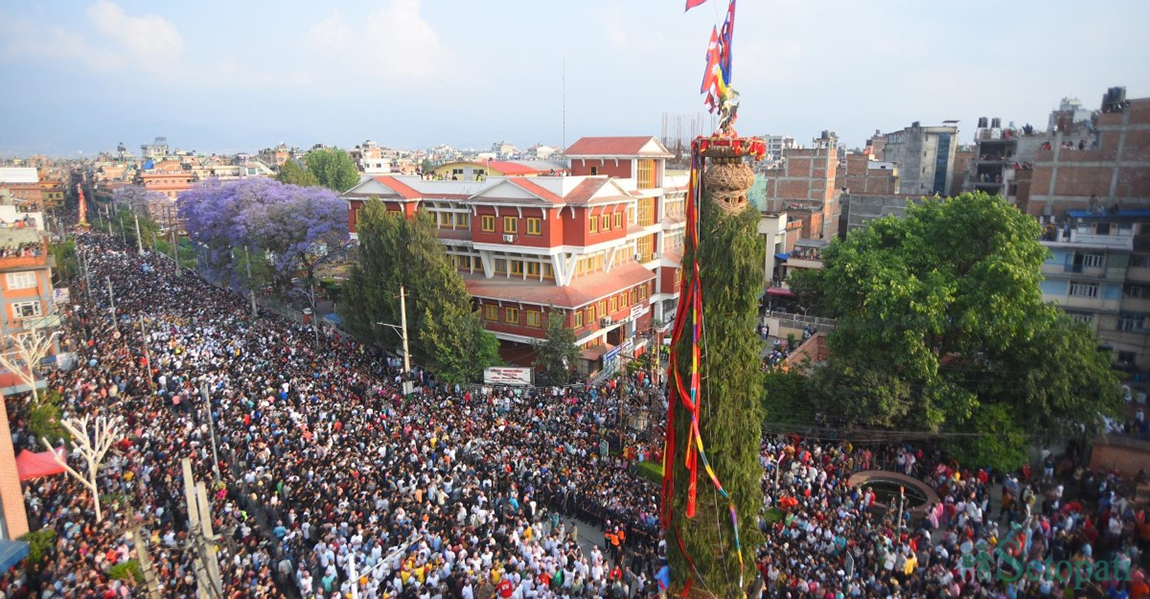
138,316 -> 154,391
128,513 -> 162,599
243,245 -> 257,318
81,251 -> 93,301
399,284 -> 412,396
118,213 -> 127,245
134,213 -> 143,254
106,277 -> 117,333
170,215 -> 181,277
182,459 -> 223,598
200,384 -> 221,482
375,285 -> 413,396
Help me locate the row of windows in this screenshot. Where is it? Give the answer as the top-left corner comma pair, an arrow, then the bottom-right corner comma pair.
1069,282 -> 1099,298
434,212 -> 470,229
483,305 -> 544,327
479,283 -> 652,330
589,212 -> 624,234
480,216 -> 543,236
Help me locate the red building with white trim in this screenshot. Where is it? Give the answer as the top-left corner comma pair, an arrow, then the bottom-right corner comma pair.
343,136 -> 686,375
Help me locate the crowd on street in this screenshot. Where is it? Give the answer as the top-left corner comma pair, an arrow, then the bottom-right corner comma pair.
1,228 -> 1148,599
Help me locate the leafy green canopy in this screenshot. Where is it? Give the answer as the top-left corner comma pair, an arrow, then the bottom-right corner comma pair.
790,192 -> 1121,470
304,148 -> 360,193
276,159 -> 320,188
666,193 -> 764,597
339,201 -> 500,383
533,307 -> 580,386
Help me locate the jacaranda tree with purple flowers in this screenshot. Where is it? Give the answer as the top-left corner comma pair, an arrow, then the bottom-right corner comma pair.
178,178 -> 349,293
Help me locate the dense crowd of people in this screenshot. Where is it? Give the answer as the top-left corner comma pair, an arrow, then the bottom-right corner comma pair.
1,228 -> 1148,599
3,231 -> 668,599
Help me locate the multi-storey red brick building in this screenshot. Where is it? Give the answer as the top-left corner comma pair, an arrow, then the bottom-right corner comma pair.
759,132 -> 839,240
343,136 -> 685,375
139,160 -> 194,200
1026,91 -> 1150,218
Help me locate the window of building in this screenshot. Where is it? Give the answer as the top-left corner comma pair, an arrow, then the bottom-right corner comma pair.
590,166 -> 598,176
1118,351 -> 1137,366
493,259 -> 507,275
505,307 -> 519,324
484,305 -> 498,320
526,217 -> 542,236
601,214 -> 610,231
6,272 -> 37,290
636,235 -> 654,262
636,159 -> 656,190
455,213 -> 470,228
527,310 -> 542,327
1066,312 -> 1094,325
1118,313 -> 1146,332
1076,252 -> 1104,268
1131,255 -> 1150,268
510,260 -> 524,276
589,217 -> 598,233
574,310 -> 584,328
1069,282 -> 1099,298
614,212 -> 622,229
610,297 -> 618,313
630,289 -> 638,305
504,217 -> 518,234
620,293 -> 628,308
675,268 -> 682,287
640,285 -> 647,299
637,198 -> 656,227
1124,285 -> 1146,299
543,264 -> 554,279
13,301 -> 41,318
481,215 -> 495,232
587,304 -> 596,323
599,301 -> 607,316
1095,223 -> 1111,235
526,262 -> 541,277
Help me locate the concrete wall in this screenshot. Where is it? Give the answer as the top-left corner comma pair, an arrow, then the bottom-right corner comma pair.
1089,436 -> 1150,479
838,193 -> 925,237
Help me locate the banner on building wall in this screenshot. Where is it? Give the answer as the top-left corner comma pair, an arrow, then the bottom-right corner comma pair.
53,288 -> 70,306
483,367 -> 534,386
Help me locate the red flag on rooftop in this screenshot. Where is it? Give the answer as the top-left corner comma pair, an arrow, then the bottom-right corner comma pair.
685,0 -> 709,11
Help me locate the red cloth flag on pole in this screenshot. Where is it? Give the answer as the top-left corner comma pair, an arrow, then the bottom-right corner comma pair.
685,0 -> 709,11
699,27 -> 720,94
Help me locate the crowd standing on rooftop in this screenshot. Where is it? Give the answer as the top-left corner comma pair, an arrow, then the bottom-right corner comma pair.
1,227 -> 1148,599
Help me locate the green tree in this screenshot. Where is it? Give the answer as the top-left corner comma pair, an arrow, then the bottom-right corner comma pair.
304,148 -> 360,192
276,159 -> 320,187
790,192 -> 1122,471
666,182 -> 765,597
339,201 -> 500,383
27,388 -> 70,444
761,369 -> 816,428
420,158 -> 435,175
533,306 -> 579,385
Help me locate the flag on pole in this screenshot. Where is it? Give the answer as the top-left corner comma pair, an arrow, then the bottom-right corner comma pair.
700,27 -> 720,93
685,0 -> 709,11
719,0 -> 736,85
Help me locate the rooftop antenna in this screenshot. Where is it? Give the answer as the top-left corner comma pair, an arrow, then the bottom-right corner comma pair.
562,56 -> 567,152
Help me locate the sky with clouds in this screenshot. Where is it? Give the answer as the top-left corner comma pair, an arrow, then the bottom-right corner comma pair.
2,0 -> 1148,157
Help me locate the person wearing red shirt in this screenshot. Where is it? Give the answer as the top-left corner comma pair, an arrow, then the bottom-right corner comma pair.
497,578 -> 514,598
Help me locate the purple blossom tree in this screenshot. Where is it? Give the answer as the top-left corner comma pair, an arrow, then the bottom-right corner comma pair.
112,185 -> 171,222
177,178 -> 348,291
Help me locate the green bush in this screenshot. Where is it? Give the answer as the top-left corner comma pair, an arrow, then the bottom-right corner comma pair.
635,460 -> 663,484
108,560 -> 144,584
20,528 -> 56,565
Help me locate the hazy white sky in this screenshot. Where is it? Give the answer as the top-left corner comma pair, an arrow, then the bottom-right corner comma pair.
2,0 -> 1148,157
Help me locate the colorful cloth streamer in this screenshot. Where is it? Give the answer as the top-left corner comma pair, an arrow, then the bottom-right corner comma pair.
660,137 -> 749,591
